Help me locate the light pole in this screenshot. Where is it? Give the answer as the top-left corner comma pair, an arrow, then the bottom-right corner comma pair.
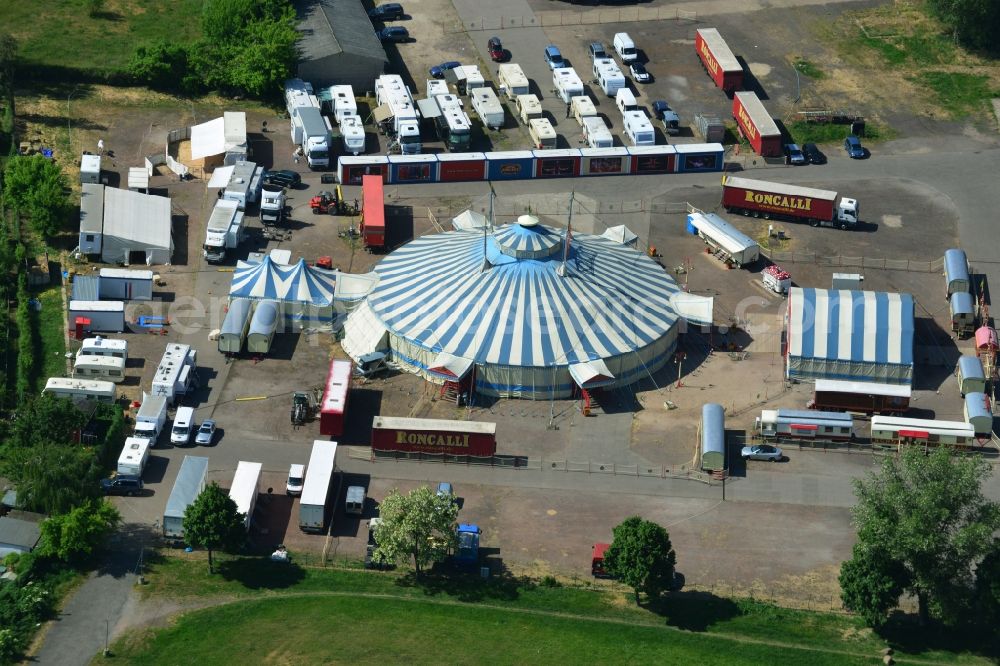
67,85 -> 82,150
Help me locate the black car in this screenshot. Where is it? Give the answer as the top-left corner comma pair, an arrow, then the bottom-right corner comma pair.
377,26 -> 409,42
802,143 -> 826,165
101,475 -> 143,496
368,3 -> 404,20
263,170 -> 301,188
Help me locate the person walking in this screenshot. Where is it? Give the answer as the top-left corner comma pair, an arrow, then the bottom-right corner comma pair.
565,103 -> 571,119
97,138 -> 104,155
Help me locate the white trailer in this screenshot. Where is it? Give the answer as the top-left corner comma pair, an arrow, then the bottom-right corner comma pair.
528,118 -> 557,149
69,300 -> 125,333
375,75 -> 422,154
328,84 -> 357,124
80,154 -> 101,184
572,95 -> 597,126
223,160 -> 264,209
98,268 -> 153,301
228,461 -> 262,531
515,94 -> 543,125
497,64 -> 530,98
151,342 -> 197,405
218,299 -> 254,355
622,110 -> 655,146
117,437 -> 151,477
593,59 -> 626,97
203,199 -> 246,263
552,67 -> 584,104
43,377 -> 117,404
454,65 -> 485,91
426,79 -> 449,98
134,392 -> 167,443
471,87 -> 504,129
299,440 -> 338,533
163,455 -> 209,542
687,211 -> 760,267
73,354 -> 126,383
581,116 -> 614,149
340,116 -> 366,155
285,78 -> 332,169
79,336 -> 128,361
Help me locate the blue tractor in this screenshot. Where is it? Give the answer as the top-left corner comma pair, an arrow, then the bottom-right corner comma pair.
454,524 -> 481,568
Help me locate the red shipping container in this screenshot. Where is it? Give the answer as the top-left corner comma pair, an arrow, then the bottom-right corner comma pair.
732,92 -> 781,157
371,416 -> 497,456
319,359 -> 352,437
438,157 -> 487,182
360,175 -> 386,249
695,28 -> 743,93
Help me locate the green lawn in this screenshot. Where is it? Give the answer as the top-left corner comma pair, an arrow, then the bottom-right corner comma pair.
2,0 -> 203,75
123,555 -> 994,664
36,284 -> 67,383
786,121 -> 895,147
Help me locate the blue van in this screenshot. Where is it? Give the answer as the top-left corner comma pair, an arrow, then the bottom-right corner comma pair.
544,45 -> 564,70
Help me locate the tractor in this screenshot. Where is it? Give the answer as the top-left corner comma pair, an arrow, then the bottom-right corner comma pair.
290,390 -> 317,428
310,191 -> 338,215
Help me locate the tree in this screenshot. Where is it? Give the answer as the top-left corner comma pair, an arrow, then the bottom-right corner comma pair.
38,499 -> 120,564
603,516 -> 677,604
2,156 -> 70,237
927,0 -> 1000,53
372,486 -> 458,576
182,483 -> 246,572
126,41 -> 190,92
974,540 -> 1000,625
841,446 -> 1000,626
0,33 -> 15,145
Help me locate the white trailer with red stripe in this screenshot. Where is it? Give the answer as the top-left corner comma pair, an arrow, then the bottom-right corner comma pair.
755,409 -> 855,442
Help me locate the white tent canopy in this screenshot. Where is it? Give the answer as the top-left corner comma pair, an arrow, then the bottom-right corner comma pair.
452,210 -> 490,231
190,117 -> 226,160
601,225 -> 638,246
334,272 -> 380,303
207,165 -> 235,188
670,294 -> 714,327
341,301 -> 389,358
427,352 -> 474,380
569,358 -> 616,389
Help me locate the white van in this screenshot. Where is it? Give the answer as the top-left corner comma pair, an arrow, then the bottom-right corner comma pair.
73,354 -> 126,383
623,110 -> 656,146
171,406 -> 195,446
616,88 -> 638,115
528,118 -> 557,149
614,32 -> 638,63
286,463 -> 305,496
345,485 -> 366,515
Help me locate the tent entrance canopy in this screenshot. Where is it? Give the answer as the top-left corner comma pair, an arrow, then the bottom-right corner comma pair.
601,225 -> 638,246
372,104 -> 393,123
427,352 -> 474,381
569,359 -> 616,389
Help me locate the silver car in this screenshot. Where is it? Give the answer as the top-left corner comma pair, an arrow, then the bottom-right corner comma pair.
195,420 -> 217,446
741,444 -> 783,461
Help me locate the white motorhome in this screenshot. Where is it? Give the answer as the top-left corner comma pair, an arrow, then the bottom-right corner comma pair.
595,60 -> 627,97
375,75 -> 422,154
622,111 -> 656,146
497,64 -> 530,99
78,336 -> 128,361
616,88 -> 638,115
117,437 -> 151,477
454,65 -> 485,92
552,67 -> 584,104
43,378 -> 117,404
528,118 -> 557,149
340,116 -> 366,155
222,160 -> 264,209
515,94 -> 543,125
328,84 -> 357,124
426,79 -> 449,98
73,354 -> 126,383
581,117 -> 614,149
571,95 -> 597,126
203,198 -> 246,263
151,342 -> 197,405
614,32 -> 638,62
471,87 -> 505,129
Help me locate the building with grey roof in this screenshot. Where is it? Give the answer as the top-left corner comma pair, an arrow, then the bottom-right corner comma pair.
295,0 -> 389,91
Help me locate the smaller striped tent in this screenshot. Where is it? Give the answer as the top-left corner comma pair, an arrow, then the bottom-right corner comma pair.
786,287 -> 914,385
228,256 -> 339,327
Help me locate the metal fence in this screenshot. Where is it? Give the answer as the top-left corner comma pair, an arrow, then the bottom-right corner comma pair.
764,250 -> 944,274
464,7 -> 697,31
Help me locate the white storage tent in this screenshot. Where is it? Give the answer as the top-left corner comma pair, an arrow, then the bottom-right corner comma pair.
100,187 -> 173,265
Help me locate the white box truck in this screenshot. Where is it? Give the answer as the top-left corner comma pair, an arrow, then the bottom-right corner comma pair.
134,392 -> 167,444
203,198 -> 246,263
299,440 -> 338,533
582,116 -> 614,149
228,461 -> 262,531
623,110 -> 655,146
117,437 -> 151,477
259,186 -> 286,226
162,455 -> 209,543
471,87 -> 505,129
552,67 -> 584,104
498,63 -> 530,99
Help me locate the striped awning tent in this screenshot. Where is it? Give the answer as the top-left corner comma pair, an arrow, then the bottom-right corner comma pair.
229,257 -> 337,306
342,220 -> 683,399
786,287 -> 914,385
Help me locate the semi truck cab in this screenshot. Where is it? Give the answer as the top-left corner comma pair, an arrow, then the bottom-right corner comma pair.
838,197 -> 860,226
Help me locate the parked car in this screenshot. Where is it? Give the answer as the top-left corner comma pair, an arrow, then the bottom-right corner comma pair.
588,42 -> 607,61
488,36 -> 504,62
368,3 -> 404,20
802,142 -> 827,165
263,170 -> 301,188
429,60 -> 461,78
629,62 -> 652,84
741,444 -> 784,462
544,45 -> 565,70
785,143 -> 806,165
844,135 -> 865,159
101,475 -> 144,496
652,100 -> 680,135
436,482 -> 455,501
286,464 -> 305,496
194,420 -> 216,445
377,26 -> 409,42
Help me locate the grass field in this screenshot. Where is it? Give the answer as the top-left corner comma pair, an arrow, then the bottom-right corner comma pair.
36,284 -> 67,383
2,0 -> 203,76
114,554 -> 995,664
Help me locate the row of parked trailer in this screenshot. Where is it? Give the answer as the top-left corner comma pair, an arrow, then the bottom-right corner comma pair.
162,457 -> 264,542
218,298 -> 279,357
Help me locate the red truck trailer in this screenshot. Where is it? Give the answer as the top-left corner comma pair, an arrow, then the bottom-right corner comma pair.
811,379 -> 910,415
732,91 -> 781,157
721,175 -> 859,229
319,359 -> 352,436
695,28 -> 743,93
371,416 -> 497,456
360,174 -> 386,251
592,542 -> 611,578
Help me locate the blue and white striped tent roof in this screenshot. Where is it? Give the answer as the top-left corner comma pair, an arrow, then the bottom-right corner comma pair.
361,222 -> 682,368
787,287 -> 914,383
229,256 -> 337,306
492,216 -> 562,259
